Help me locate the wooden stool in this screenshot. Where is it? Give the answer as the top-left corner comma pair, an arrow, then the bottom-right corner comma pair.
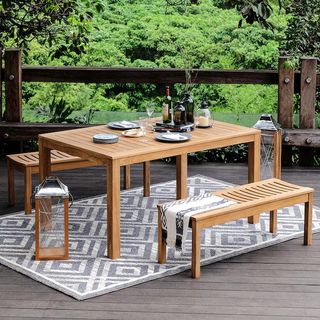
7,151 -> 150,214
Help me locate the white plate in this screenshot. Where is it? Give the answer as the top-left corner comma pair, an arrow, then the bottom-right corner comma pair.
155,132 -> 191,143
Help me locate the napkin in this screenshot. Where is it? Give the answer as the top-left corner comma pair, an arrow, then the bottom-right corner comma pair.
114,121 -> 135,127
162,133 -> 186,140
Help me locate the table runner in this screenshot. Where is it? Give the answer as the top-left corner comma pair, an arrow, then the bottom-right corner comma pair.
160,193 -> 236,251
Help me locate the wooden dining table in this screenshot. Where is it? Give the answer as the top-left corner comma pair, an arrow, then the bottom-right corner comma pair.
38,120 -> 261,260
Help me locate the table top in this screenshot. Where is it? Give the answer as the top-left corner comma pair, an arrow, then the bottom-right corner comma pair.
39,120 -> 260,165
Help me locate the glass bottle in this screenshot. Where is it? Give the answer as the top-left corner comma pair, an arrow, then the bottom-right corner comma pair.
181,92 -> 194,124
162,86 -> 172,124
173,102 -> 186,125
196,97 -> 213,127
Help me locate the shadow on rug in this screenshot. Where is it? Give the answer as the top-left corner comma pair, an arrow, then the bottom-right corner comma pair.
0,175 -> 319,300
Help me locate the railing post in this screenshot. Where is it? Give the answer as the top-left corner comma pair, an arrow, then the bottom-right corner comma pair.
4,48 -> 22,153
299,57 -> 317,166
5,49 -> 22,123
278,56 -> 295,166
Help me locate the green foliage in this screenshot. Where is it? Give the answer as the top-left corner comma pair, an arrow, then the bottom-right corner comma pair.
73,108 -> 97,124
209,84 -> 278,115
237,1 -> 274,29
281,0 -> 320,113
281,0 -> 320,58
36,98 -> 74,123
21,0 -> 286,120
207,144 -> 248,163
0,0 -> 105,59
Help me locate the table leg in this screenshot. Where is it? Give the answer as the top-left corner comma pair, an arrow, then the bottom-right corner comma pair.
39,138 -> 51,181
248,133 -> 261,224
106,160 -> 121,259
176,154 -> 188,199
143,161 -> 151,197
123,165 -> 131,189
7,159 -> 15,207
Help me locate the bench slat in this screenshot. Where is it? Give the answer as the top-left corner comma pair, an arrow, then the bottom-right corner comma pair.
7,150 -> 85,167
195,181 -> 313,223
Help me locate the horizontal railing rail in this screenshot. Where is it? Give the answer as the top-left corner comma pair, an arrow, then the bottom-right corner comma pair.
1,66 -> 318,93
1,66 -> 318,86
21,67 -> 280,84
0,49 -> 319,165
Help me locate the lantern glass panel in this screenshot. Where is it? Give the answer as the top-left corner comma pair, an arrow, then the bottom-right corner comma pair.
253,114 -> 282,180
38,196 -> 66,250
261,131 -> 275,180
35,177 -> 69,260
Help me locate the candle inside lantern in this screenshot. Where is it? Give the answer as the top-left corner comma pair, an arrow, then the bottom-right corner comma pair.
198,116 -> 209,127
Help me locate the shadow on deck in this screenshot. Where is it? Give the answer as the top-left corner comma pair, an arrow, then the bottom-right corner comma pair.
0,160 -> 320,319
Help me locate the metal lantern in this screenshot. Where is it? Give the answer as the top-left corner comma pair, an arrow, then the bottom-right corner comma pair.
253,114 -> 282,180
34,177 -> 70,260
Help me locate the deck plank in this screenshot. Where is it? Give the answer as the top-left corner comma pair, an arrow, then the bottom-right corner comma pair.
0,160 -> 320,319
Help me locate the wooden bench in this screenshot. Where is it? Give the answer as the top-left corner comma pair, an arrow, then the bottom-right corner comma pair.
7,151 -> 150,214
158,178 -> 314,278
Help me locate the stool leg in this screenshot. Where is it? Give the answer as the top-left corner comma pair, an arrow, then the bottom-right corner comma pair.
269,210 -> 277,233
24,167 -> 32,214
304,193 -> 313,246
7,160 -> 15,207
158,207 -> 167,264
143,161 -> 150,197
123,165 -> 131,190
192,220 -> 201,279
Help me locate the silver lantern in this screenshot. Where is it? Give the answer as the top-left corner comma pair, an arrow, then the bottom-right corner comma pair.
253,114 -> 282,180
34,177 -> 70,260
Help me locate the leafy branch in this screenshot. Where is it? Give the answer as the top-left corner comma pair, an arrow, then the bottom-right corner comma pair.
0,0 -> 104,59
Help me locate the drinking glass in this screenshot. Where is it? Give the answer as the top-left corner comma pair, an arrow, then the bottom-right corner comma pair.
139,117 -> 148,136
145,102 -> 156,130
146,102 -> 155,118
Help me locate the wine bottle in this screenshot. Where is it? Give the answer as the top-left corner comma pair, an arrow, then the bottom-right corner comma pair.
181,92 -> 194,123
162,86 -> 172,123
173,102 -> 186,125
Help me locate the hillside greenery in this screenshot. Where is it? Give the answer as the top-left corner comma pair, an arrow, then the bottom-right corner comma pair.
18,0 -> 289,123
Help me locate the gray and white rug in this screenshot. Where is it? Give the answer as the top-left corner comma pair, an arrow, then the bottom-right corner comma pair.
0,175 -> 319,300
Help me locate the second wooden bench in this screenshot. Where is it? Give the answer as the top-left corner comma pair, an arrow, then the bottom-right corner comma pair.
158,178 -> 314,278
7,150 -> 151,214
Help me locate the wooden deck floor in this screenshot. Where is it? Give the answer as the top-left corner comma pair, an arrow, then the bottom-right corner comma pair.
0,159 -> 320,319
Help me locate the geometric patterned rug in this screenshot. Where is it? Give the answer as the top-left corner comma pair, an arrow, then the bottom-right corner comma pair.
0,175 -> 319,300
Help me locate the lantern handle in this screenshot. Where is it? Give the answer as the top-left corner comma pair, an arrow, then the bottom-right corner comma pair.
68,192 -> 74,208
31,176 -> 74,208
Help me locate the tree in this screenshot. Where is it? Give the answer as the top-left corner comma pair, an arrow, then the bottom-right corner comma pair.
281,0 -> 320,58
281,0 -> 320,113
0,0 -> 103,59
165,0 -> 280,29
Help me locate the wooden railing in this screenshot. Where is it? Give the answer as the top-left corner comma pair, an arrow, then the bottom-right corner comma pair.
0,48 -> 319,164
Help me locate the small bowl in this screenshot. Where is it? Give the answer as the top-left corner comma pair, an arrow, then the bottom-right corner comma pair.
122,129 -> 144,137
93,133 -> 119,144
